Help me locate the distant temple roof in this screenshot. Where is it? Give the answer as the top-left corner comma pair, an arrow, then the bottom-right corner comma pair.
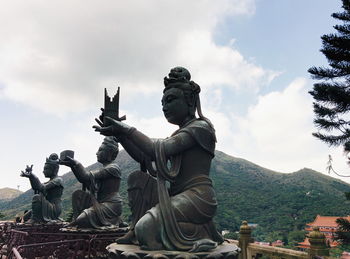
306,215 -> 350,228
298,238 -> 338,249
298,215 -> 350,249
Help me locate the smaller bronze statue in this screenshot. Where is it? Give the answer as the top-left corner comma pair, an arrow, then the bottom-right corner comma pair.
20,153 -> 63,224
59,137 -> 122,229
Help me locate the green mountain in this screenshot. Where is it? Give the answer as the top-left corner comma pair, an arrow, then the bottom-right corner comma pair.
0,188 -> 22,201
1,150 -> 349,241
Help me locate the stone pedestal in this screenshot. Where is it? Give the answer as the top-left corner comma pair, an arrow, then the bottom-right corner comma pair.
60,226 -> 128,235
107,242 -> 240,259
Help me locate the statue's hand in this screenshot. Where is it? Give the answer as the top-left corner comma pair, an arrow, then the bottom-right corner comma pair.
59,156 -> 77,167
94,107 -> 105,128
93,116 -> 133,137
20,165 -> 33,178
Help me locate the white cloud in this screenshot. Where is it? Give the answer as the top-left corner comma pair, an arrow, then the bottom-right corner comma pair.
3,0 -> 348,192
0,0 -> 277,116
225,77 -> 350,180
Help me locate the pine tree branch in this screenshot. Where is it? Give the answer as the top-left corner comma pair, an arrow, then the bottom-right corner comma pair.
321,49 -> 350,64
310,83 -> 350,110
345,141 -> 350,152
332,12 -> 350,22
314,118 -> 348,133
321,34 -> 350,50
334,24 -> 350,35
313,103 -> 337,118
310,0 -> 350,158
337,218 -> 350,231
329,62 -> 350,75
312,131 -> 350,146
341,0 -> 350,13
308,66 -> 349,79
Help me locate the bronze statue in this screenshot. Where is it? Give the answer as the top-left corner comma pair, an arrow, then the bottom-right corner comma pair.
94,67 -> 223,251
59,137 -> 122,229
20,153 -> 63,224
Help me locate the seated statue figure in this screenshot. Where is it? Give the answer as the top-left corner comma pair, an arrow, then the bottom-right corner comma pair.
60,136 -> 122,229
94,67 -> 223,251
20,153 -> 63,224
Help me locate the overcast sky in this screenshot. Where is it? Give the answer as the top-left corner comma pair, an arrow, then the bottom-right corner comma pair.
0,0 -> 348,191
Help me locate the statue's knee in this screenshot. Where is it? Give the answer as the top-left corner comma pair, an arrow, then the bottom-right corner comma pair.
135,213 -> 162,249
135,213 -> 154,234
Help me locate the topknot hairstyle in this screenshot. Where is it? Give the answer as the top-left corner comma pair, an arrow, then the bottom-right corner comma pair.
45,153 -> 59,173
102,136 -> 119,151
45,153 -> 59,165
163,67 -> 200,95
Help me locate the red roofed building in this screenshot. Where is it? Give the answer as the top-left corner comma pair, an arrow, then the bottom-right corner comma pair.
298,215 -> 350,249
342,251 -> 350,259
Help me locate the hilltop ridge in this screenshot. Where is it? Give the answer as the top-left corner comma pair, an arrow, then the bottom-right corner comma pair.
0,187 -> 22,201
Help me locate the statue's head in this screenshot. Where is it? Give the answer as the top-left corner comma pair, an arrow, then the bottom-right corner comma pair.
97,136 -> 119,164
43,153 -> 59,178
162,67 -> 201,125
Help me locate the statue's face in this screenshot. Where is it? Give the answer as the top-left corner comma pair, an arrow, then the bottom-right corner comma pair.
43,163 -> 56,178
162,87 -> 189,125
96,144 -> 115,163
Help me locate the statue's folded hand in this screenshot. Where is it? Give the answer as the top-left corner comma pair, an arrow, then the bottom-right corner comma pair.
93,116 -> 133,137
59,156 -> 77,167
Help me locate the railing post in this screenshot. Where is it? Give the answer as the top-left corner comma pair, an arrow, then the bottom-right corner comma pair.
238,221 -> 254,259
308,227 -> 329,258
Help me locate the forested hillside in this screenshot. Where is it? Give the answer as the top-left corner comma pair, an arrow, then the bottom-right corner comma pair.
1,150 -> 349,242
0,188 -> 22,201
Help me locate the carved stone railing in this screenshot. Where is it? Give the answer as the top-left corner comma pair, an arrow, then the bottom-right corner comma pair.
237,221 -> 331,259
247,243 -> 309,259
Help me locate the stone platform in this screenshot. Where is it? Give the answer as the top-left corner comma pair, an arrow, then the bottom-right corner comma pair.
106,242 -> 240,259
60,225 -> 129,234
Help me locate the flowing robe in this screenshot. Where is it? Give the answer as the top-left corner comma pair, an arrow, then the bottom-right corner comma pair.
127,119 -> 223,250
27,176 -> 63,222
71,162 -> 122,228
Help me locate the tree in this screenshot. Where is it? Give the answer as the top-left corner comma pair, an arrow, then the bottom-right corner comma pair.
287,230 -> 306,247
65,208 -> 74,222
334,193 -> 350,245
309,0 -> 350,154
309,0 -> 350,245
336,217 -> 350,245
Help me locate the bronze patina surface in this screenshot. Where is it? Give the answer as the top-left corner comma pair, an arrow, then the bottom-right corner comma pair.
106,242 -> 239,259
94,67 -> 223,252
60,137 -> 123,229
20,153 -> 63,224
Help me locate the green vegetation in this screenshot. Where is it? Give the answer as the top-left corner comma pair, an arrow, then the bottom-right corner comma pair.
286,230 -> 307,248
309,0 -> 350,248
1,150 -> 350,244
65,208 -> 74,222
223,231 -> 239,240
337,216 -> 350,244
308,0 -> 350,154
0,187 -> 22,201
330,244 -> 350,258
211,151 -> 350,242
